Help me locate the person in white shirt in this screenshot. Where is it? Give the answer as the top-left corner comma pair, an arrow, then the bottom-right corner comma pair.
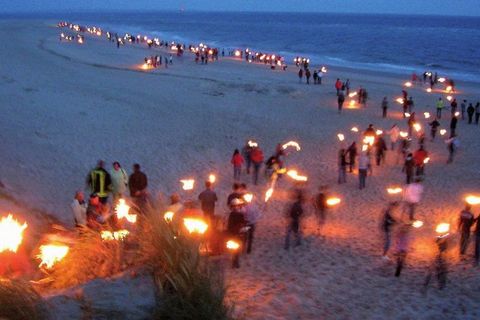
71,191 -> 87,227
403,177 -> 424,220
110,161 -> 128,204
358,152 -> 370,190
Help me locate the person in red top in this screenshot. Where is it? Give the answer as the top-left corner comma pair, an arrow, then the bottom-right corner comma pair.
231,149 -> 244,181
413,146 -> 428,177
335,78 -> 343,96
250,147 -> 264,185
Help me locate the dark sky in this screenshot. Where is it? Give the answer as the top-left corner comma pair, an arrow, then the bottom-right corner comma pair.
4,0 -> 480,16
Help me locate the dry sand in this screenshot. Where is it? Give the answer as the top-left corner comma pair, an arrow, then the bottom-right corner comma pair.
1,20 -> 480,319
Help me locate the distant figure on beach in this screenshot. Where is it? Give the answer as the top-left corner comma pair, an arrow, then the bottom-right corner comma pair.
284,189 -> 304,250
227,198 -> 247,268
381,97 -> 388,118
231,149 -> 244,181
446,135 -> 459,164
436,98 -> 444,119
305,69 -> 311,84
407,97 -> 414,113
402,153 -> 415,184
458,204 -> 474,256
358,152 -> 369,190
424,236 -> 448,290
129,163 -> 148,212
344,79 -> 350,95
198,181 -> 218,228
388,124 -> 400,151
461,100 -> 467,120
374,134 -> 387,166
381,201 -> 398,259
314,186 -> 328,231
413,146 -> 428,177
335,79 -> 342,95
313,70 -> 318,84
450,98 -> 458,117
450,115 -> 458,137
110,161 -> 128,204
429,117 -> 440,141
338,148 -> 347,184
467,103 -> 475,124
347,142 -> 357,173
403,177 -> 423,220
250,146 -> 264,185
475,102 -> 480,124
86,160 -> 112,204
337,91 -> 345,113
394,223 -> 411,277
474,216 -> 480,266
298,69 -> 303,83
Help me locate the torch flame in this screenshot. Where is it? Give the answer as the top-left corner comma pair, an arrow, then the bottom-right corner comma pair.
439,129 -> 447,136
326,197 -> 341,206
404,112 -> 411,118
375,129 -> 383,135
363,136 -> 375,146
348,100 -> 356,108
413,123 -> 422,132
226,240 -> 240,250
445,86 -> 453,93
248,140 -> 258,148
426,88 -> 432,93
423,157 -> 430,164
436,223 -> 450,235
387,187 -> 403,194
337,133 -> 345,142
180,179 -> 195,191
37,244 -> 69,269
361,144 -> 368,152
348,92 -> 358,98
465,195 -> 480,205
454,111 -> 460,117
282,141 -> 301,151
164,211 -> 175,222
351,127 -> 359,132
438,77 -> 446,83
286,170 -> 308,182
424,112 -> 430,119
404,81 -> 412,87
265,187 -> 274,203
116,199 -> 137,223
101,230 -> 130,241
0,214 -> 28,253
243,193 -> 253,203
399,131 -> 408,138
183,218 -> 208,234
208,174 -> 216,184
446,95 -> 453,102
412,220 -> 424,228
396,98 -> 404,104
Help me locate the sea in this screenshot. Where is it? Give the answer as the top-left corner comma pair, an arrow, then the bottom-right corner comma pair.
13,11 -> 480,82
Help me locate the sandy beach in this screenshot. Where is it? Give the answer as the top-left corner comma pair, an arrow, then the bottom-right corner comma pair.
1,19 -> 480,319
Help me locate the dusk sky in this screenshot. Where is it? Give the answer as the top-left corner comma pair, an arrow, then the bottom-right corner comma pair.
3,0 -> 480,16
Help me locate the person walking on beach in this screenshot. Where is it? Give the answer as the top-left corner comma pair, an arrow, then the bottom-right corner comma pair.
403,177 -> 423,220
298,69 -> 303,83
227,198 -> 247,268
450,115 -> 458,137
388,124 -> 400,150
345,79 -> 351,96
285,190 -> 304,250
446,135 -> 459,164
436,98 -> 444,119
318,71 -> 323,85
394,223 -> 411,277
381,201 -> 398,259
467,103 -> 475,124
313,70 -> 318,84
347,142 -> 357,173
429,117 -> 440,141
338,148 -> 347,184
407,97 -> 414,113
407,112 -> 416,137
374,134 -> 387,166
198,181 -> 218,233
335,79 -> 342,96
110,161 -> 128,204
475,102 -> 480,125
413,146 -> 428,177
402,153 -> 415,184
337,91 -> 345,113
129,163 -> 148,212
305,69 -> 311,84
381,97 -> 388,118
314,186 -> 328,231
244,191 -> 260,254
450,98 -> 458,117
424,236 -> 448,290
86,160 -> 112,204
458,204 -> 474,256
358,152 -> 369,190
250,146 -> 264,185
242,141 -> 253,175
231,149 -> 244,181
461,99 -> 467,120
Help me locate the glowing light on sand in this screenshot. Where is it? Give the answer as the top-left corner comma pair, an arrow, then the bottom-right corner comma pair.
446,95 -> 453,102
321,66 -> 328,73
376,129 -> 383,135
286,170 -> 308,182
423,157 -> 430,164
465,195 -> 480,205
282,141 -> 301,151
363,136 -> 375,146
445,86 -> 453,93
116,199 -> 137,223
436,223 -> 450,235
454,112 -> 460,117
361,144 -> 368,152
348,92 -> 357,98
387,187 -> 402,194
243,193 -> 253,203
424,112 -> 430,119
440,129 -> 447,136
226,240 -> 240,250
413,123 -> 422,132
101,230 -> 130,241
326,197 -> 341,206
337,133 -> 345,142
404,81 -> 412,87
37,244 -> 69,269
234,50 -> 241,57
0,214 -> 28,253
348,100 -> 356,108
412,220 -> 424,228
265,188 -> 274,203
438,77 -> 446,83
180,179 -> 195,191
405,112 -> 411,118
396,98 -> 404,104
183,218 -> 208,234
426,88 -> 432,93
399,131 -> 408,138
208,174 -> 216,184
164,211 -> 174,222
351,127 -> 359,132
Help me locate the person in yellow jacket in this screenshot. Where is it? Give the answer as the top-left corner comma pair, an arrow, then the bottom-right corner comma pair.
86,160 -> 112,204
436,97 -> 445,119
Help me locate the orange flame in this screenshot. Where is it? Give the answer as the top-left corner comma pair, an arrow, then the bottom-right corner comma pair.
282,141 -> 301,151
436,223 -> 450,234
265,187 -> 274,203
423,157 -> 430,164
396,98 -> 404,104
351,127 -> 359,132
413,123 -> 422,132
465,195 -> 480,205
183,218 -> 208,234
208,174 -> 216,184
0,214 -> 28,253
412,220 -> 424,228
101,230 -> 130,241
180,179 -> 195,191
337,133 -> 345,141
424,112 -> 430,119
164,211 -> 175,222
226,240 -> 240,250
286,170 -> 308,182
243,193 -> 253,203
439,129 -> 447,136
37,244 -> 69,269
326,197 -> 341,206
387,187 -> 403,194
116,199 -> 137,223
404,81 -> 412,87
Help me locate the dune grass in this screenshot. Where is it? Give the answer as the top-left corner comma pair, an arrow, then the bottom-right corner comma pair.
0,279 -> 47,320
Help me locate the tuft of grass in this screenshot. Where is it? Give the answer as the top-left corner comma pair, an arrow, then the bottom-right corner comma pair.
138,208 -> 233,320
0,279 -> 48,320
45,227 -> 126,289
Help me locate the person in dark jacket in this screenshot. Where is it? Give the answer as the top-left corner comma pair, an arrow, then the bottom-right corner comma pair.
227,183 -> 243,209
450,115 -> 458,137
374,135 -> 387,166
458,204 -> 474,255
347,142 -> 357,173
198,181 -> 218,222
128,163 -> 148,211
403,153 -> 415,184
305,69 -> 311,84
338,148 -> 347,184
314,186 -> 328,231
467,103 -> 475,124
242,141 -> 253,174
429,118 -> 440,141
284,190 -> 304,250
381,202 -> 398,259
227,198 -> 247,268
86,160 -> 112,204
381,97 -> 388,118
337,91 -> 345,113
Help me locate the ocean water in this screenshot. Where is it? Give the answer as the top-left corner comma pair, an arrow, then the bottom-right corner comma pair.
64,11 -> 480,82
